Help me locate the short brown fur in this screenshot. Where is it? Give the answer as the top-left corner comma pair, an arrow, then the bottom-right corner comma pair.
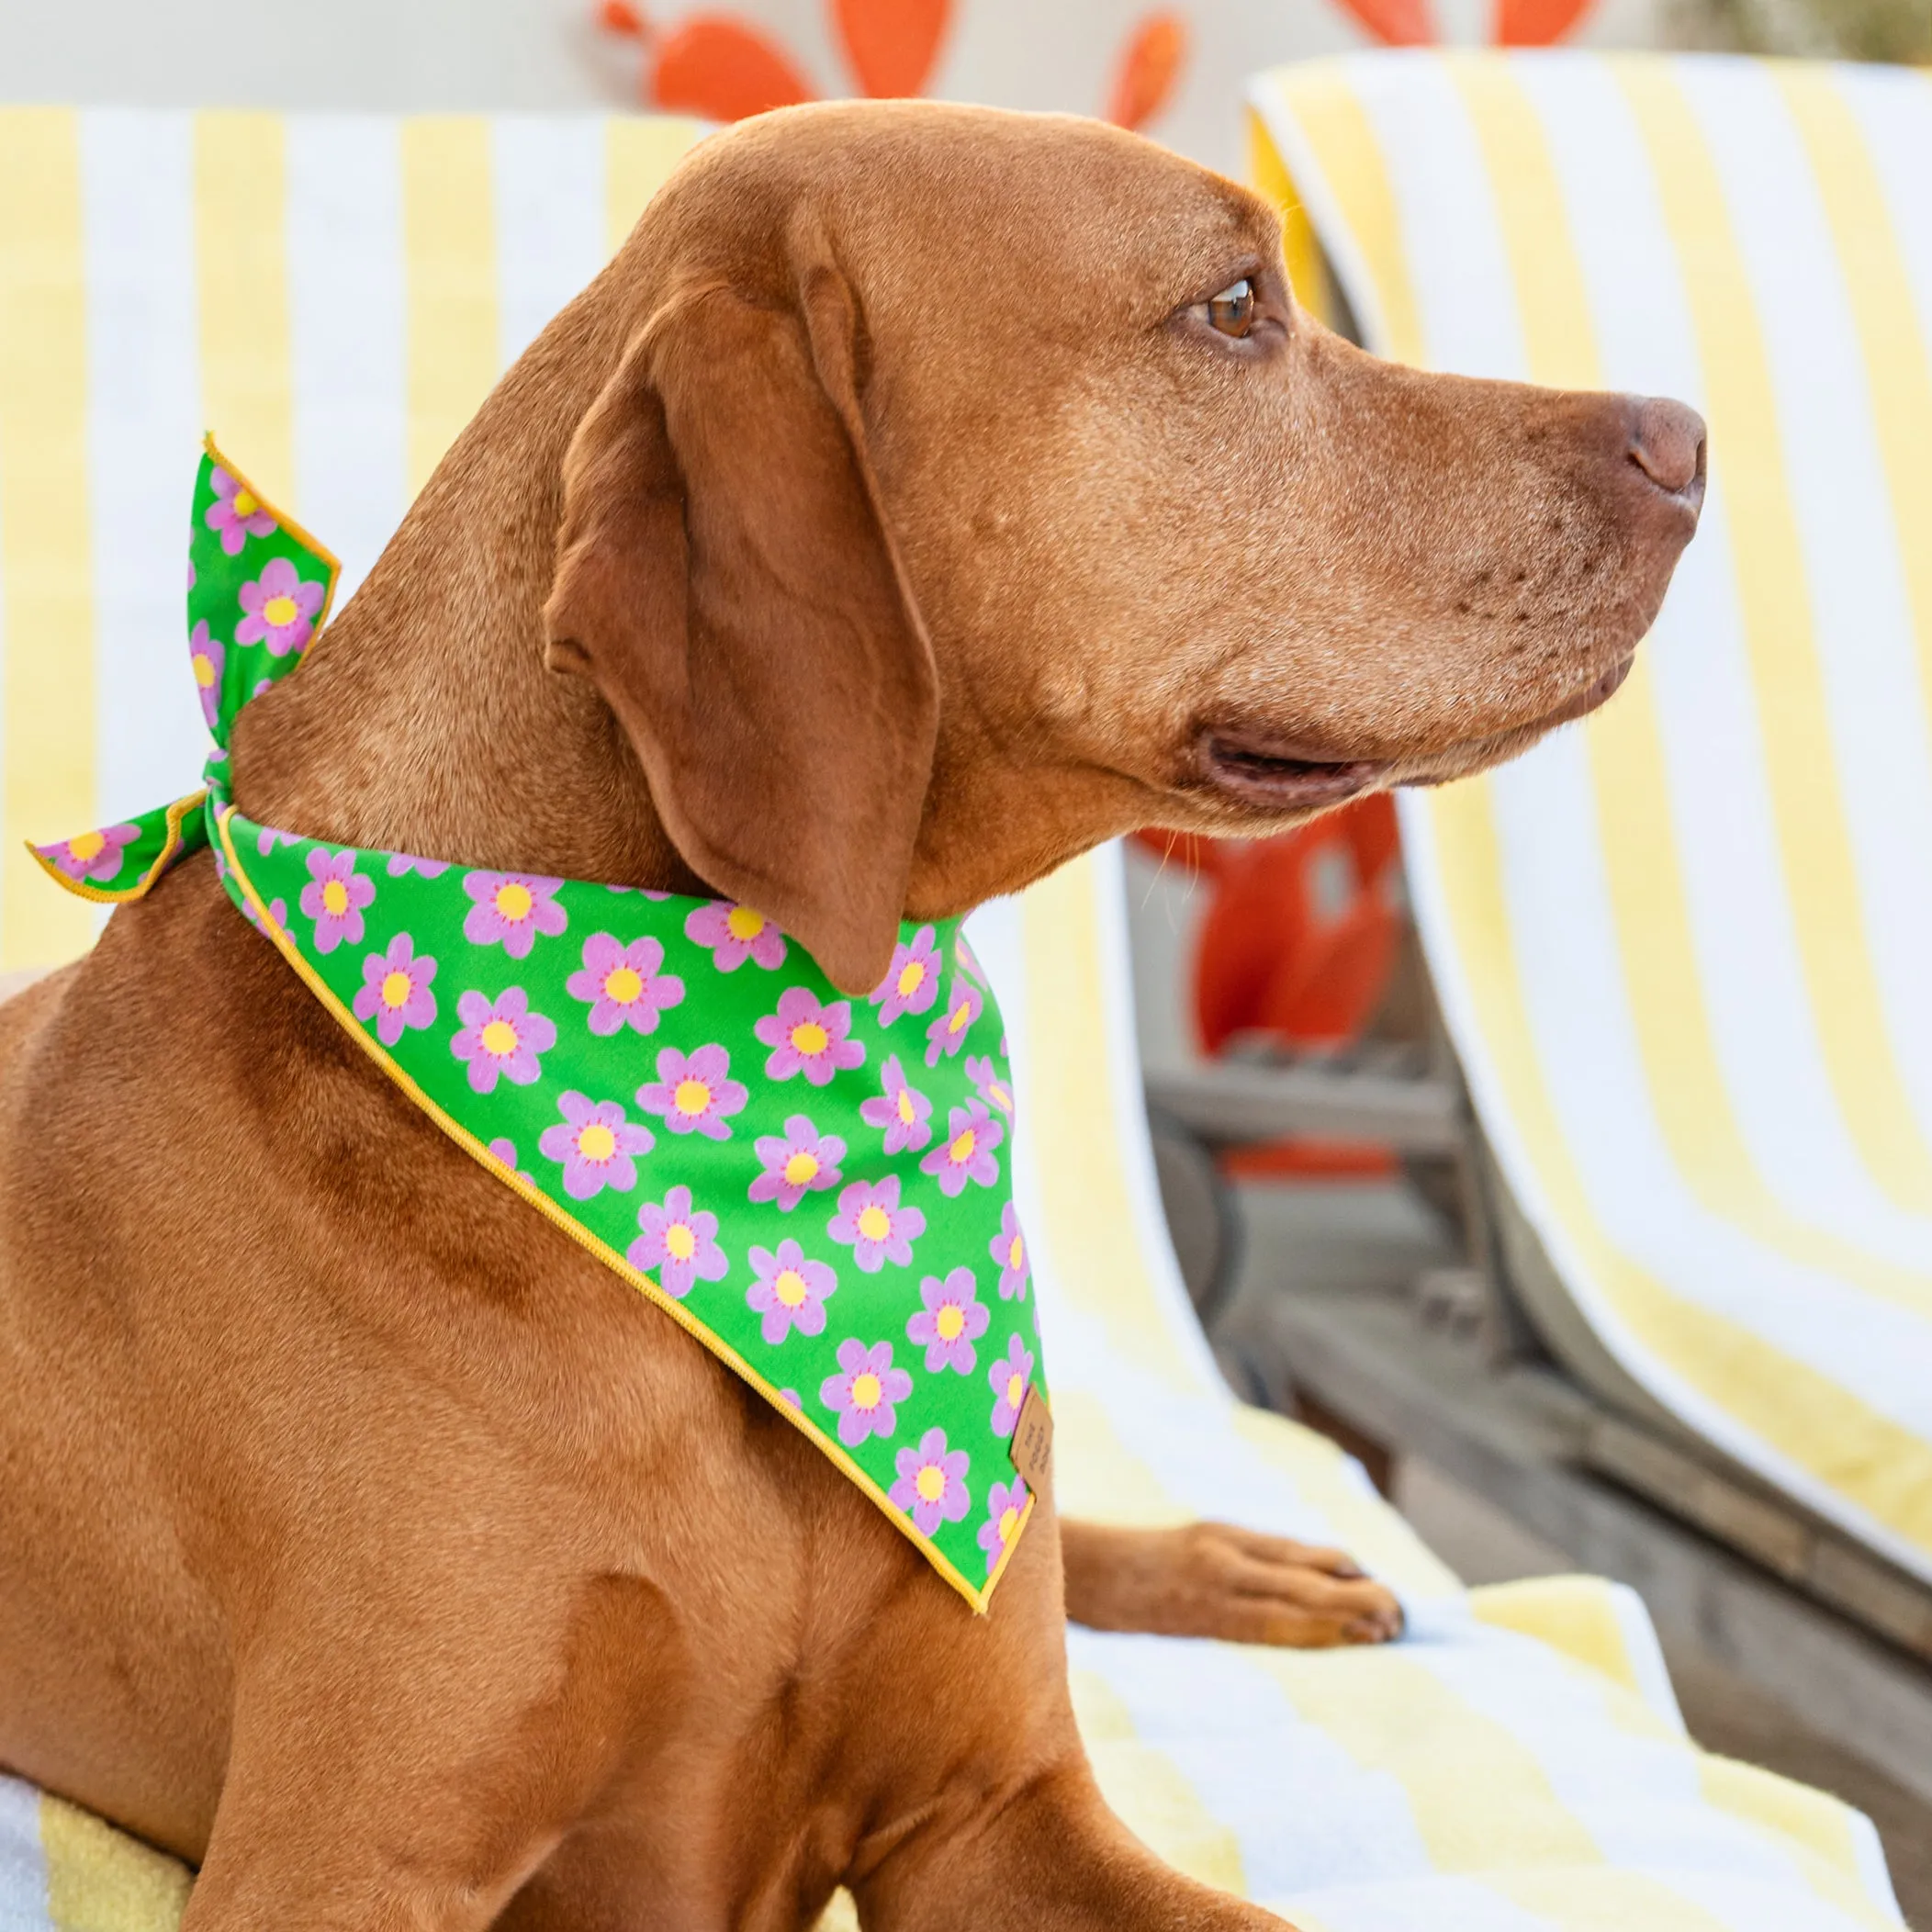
0,102 -> 1700,1932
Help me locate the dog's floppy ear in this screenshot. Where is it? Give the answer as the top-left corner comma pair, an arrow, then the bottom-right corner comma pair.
544,219 -> 938,996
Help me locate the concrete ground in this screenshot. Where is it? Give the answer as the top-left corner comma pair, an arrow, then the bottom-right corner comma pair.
1223,1177 -> 1932,1928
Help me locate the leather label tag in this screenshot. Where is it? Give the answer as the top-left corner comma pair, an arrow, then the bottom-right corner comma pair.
1009,1387 -> 1054,1493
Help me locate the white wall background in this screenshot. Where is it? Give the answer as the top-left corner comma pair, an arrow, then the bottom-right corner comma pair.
2,0 -> 1668,175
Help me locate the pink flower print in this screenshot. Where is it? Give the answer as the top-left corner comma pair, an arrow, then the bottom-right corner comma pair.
631,1184 -> 726,1298
37,823 -> 140,885
756,987 -> 865,1087
235,556 -> 325,657
567,933 -> 683,1038
920,1100 -> 1003,1198
385,851 -> 451,879
637,1043 -> 747,1141
870,925 -> 941,1026
820,1338 -> 912,1447
205,465 -> 276,556
685,899 -> 787,972
463,871 -> 567,959
780,1387 -> 802,1410
748,1115 -> 846,1211
859,1054 -> 933,1155
989,1335 -> 1036,1437
965,1054 -> 1016,1118
350,932 -> 438,1045
486,1136 -> 534,1184
889,1427 -> 971,1536
451,986 -> 556,1095
188,622 -> 223,730
924,979 -> 983,1068
747,1239 -> 837,1345
257,826 -> 299,857
827,1176 -> 926,1275
298,848 -> 374,953
537,1091 -> 653,1200
906,1266 -> 988,1376
978,1477 -> 1029,1575
990,1201 -> 1030,1301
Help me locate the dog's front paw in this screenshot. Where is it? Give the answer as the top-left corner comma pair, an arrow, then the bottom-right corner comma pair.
1061,1518 -> 1404,1648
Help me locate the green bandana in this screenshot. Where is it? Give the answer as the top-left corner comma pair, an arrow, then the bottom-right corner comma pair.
33,441 -> 1044,1610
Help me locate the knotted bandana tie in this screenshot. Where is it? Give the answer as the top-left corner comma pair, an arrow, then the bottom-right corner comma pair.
33,441 -> 1045,1610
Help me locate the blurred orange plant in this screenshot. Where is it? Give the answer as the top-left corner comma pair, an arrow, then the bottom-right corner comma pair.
598,2 -> 1192,131
1328,0 -> 1597,40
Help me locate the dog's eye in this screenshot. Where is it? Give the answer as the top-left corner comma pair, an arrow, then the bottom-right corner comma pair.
1198,278 -> 1253,339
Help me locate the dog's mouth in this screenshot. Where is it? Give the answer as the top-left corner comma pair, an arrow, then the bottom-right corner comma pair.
1198,730 -> 1390,810
1199,655 -> 1636,810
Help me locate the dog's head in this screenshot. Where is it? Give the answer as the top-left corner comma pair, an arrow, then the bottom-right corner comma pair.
545,102 -> 1703,994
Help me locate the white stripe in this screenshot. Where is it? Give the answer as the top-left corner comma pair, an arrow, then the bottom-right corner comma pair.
1092,838 -> 1232,1398
491,116 -> 605,374
1657,1863 -> 1896,1932
0,1777 -> 50,1931
1414,1623 -> 1832,1901
1352,54 -> 1525,379
1070,1627 -> 1439,1894
1605,1578 -> 1685,1734
286,116 -> 407,606
80,110 -> 208,826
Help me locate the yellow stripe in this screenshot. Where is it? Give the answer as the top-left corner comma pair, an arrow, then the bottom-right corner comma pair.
1448,63 -> 1932,1322
401,118 -> 499,498
1021,859 -> 1208,1396
1467,1577 -> 1646,1701
1617,60 -> 1932,1213
39,1789 -> 191,1932
1697,1758 -> 1886,1923
604,116 -> 705,262
194,113 -> 294,507
1245,107 -> 1334,331
1263,73 -> 1424,363
1256,1642 -> 1602,1873
0,107 -> 96,970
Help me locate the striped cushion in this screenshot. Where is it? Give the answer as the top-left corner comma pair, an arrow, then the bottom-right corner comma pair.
1251,51 -> 1932,1590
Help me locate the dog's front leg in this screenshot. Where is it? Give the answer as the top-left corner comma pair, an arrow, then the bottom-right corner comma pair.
854,1755 -> 1291,1932
1061,1520 -> 1403,1647
179,1573 -> 678,1932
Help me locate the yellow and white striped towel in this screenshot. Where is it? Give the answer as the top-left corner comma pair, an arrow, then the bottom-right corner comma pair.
0,103 -> 1902,1931
1251,51 -> 1932,1595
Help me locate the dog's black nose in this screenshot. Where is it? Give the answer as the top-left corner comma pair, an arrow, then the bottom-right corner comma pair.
1629,396 -> 1707,503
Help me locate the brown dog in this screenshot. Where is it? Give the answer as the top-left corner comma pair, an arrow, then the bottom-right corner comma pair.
0,102 -> 1701,1932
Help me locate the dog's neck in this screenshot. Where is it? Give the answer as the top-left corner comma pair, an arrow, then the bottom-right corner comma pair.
228,288 -> 707,898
